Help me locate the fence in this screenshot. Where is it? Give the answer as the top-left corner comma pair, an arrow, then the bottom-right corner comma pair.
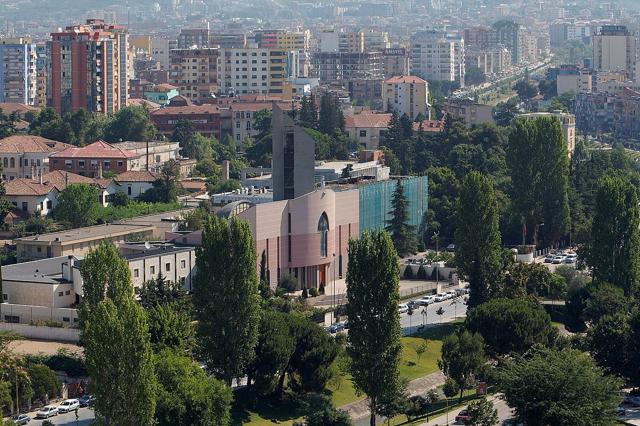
0,303 -> 80,327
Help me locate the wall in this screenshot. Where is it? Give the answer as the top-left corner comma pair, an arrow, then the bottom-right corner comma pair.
128,250 -> 196,292
3,280 -> 75,308
6,192 -> 57,216
0,321 -> 79,342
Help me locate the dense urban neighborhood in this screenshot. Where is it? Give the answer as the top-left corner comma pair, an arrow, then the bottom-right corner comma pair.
1,0 -> 640,425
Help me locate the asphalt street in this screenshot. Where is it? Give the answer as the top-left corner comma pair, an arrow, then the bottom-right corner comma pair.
7,407 -> 94,426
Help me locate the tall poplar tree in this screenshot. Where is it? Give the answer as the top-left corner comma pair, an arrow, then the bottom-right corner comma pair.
588,175 -> 640,296
80,243 -> 156,425
386,179 -> 417,257
507,117 -> 570,246
346,230 -> 402,426
193,215 -> 261,386
454,172 -> 502,308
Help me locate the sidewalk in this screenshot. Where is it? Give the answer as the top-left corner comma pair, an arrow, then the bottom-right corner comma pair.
341,371 -> 446,421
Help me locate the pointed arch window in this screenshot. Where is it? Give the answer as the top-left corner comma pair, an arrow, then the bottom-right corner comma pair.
318,212 -> 329,258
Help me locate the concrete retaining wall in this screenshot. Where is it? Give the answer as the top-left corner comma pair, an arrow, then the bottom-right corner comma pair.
0,322 -> 80,343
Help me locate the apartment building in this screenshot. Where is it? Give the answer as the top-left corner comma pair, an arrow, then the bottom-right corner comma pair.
382,75 -> 429,120
444,98 -> 494,126
217,48 -> 294,96
111,140 -> 180,172
151,37 -> 176,70
312,51 -> 383,83
0,38 -> 37,105
178,28 -> 209,48
209,33 -> 247,49
593,25 -> 637,80
49,140 -> 140,177
557,68 -> 593,95
169,47 -> 219,102
0,135 -> 72,180
519,32 -> 538,64
49,19 -> 129,114
150,100 -> 222,139
382,48 -> 410,79
229,101 -> 291,145
519,112 -> 577,155
491,20 -> 521,64
362,30 -> 390,52
411,31 -> 465,85
466,47 -> 512,75
319,29 -> 365,53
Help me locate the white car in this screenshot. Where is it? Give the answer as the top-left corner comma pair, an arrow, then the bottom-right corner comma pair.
434,293 -> 448,302
446,291 -> 457,299
35,406 -> 58,419
58,399 -> 80,413
398,303 -> 409,314
416,296 -> 435,306
552,256 -> 565,264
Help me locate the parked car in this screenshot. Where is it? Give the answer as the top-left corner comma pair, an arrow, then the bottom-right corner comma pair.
329,323 -> 345,334
58,399 -> 80,413
455,409 -> 472,422
552,256 -> 565,264
35,406 -> 58,419
446,244 -> 455,252
79,395 -> 95,408
407,300 -> 418,309
416,296 -> 435,306
434,293 -> 448,302
446,291 -> 457,299
398,303 -> 409,314
455,288 -> 469,296
544,254 -> 555,263
564,257 -> 576,264
10,414 -> 30,425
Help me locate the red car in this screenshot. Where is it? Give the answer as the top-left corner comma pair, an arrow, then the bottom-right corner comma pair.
456,409 -> 472,422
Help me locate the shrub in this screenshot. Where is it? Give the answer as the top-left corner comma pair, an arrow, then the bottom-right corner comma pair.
416,265 -> 427,279
278,272 -> 300,293
309,288 -> 319,297
443,378 -> 459,398
404,265 -> 415,279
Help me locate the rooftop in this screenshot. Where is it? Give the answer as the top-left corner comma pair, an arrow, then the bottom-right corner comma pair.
4,171 -> 114,196
0,135 -> 72,154
114,170 -> 158,183
344,112 -> 392,129
14,223 -> 155,245
2,256 -> 72,284
50,140 -> 139,159
0,102 -> 39,116
151,104 -> 220,115
385,75 -> 427,84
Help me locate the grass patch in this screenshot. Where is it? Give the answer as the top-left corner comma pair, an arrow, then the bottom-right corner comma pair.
95,201 -> 182,223
233,323 -> 461,425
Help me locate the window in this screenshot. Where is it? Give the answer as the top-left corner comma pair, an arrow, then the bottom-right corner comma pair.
165,263 -> 171,272
117,161 -> 123,167
359,130 -> 367,137
4,315 -> 18,323
78,160 -> 85,168
58,292 -> 64,297
46,200 -> 52,209
63,317 -> 70,322
2,158 -> 6,167
21,202 -> 28,212
150,265 -> 155,275
133,268 -> 139,278
2,294 -> 7,301
128,186 -> 132,195
65,290 -> 70,295
9,158 -> 14,168
180,260 -> 186,268
104,161 -> 111,169
318,212 -> 329,258
65,160 -> 72,169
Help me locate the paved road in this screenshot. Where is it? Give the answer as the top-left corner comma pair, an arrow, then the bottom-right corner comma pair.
419,395 -> 513,425
7,407 -> 94,425
401,295 -> 468,336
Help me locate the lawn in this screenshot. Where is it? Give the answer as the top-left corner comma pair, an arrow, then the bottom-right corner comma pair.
231,322 -> 462,425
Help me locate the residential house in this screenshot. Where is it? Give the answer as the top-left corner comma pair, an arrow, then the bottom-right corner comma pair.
344,112 -> 392,149
150,97 -> 223,139
444,98 -> 494,126
0,135 -> 72,180
49,140 -> 141,177
114,170 -> 158,199
111,140 -> 180,173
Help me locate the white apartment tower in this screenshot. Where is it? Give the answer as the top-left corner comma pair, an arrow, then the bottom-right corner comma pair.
411,31 -> 465,86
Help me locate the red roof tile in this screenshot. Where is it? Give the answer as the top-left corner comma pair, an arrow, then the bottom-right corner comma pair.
385,75 -> 427,84
151,104 -> 220,115
50,140 -> 139,159
344,113 -> 392,129
412,120 -> 444,132
0,135 -> 72,154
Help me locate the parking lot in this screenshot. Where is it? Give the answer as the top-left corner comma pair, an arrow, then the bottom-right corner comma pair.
6,406 -> 94,426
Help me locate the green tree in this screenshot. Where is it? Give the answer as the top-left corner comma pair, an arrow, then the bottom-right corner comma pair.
54,184 -> 99,228
385,179 -> 417,258
81,244 -> 156,425
494,98 -> 519,126
499,347 -> 622,426
147,304 -> 194,353
507,117 -> 570,246
587,175 -> 640,296
306,405 -> 353,426
466,397 -> 498,426
465,65 -> 486,86
154,350 -> 232,426
138,273 -> 191,313
466,298 -> 556,355
26,364 -> 59,402
258,250 -> 272,299
438,330 -> 485,403
299,93 -> 319,129
144,159 -> 181,203
582,281 -> 628,323
104,106 -> 156,142
318,93 -> 345,136
454,172 -> 502,308
346,230 -> 402,426
588,313 -> 631,379
193,215 -> 260,386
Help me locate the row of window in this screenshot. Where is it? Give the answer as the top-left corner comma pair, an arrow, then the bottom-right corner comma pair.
2,157 -> 41,168
132,260 -> 187,278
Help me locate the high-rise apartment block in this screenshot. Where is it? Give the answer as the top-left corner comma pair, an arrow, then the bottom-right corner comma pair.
411,31 -> 465,85
382,75 -> 430,120
312,51 -> 383,83
593,25 -> 637,80
178,28 -> 209,49
0,38 -> 38,105
382,48 -> 410,78
319,29 -> 365,53
491,20 -> 521,64
49,19 -> 129,115
217,48 -> 295,96
362,30 -> 390,51
169,48 -> 219,102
